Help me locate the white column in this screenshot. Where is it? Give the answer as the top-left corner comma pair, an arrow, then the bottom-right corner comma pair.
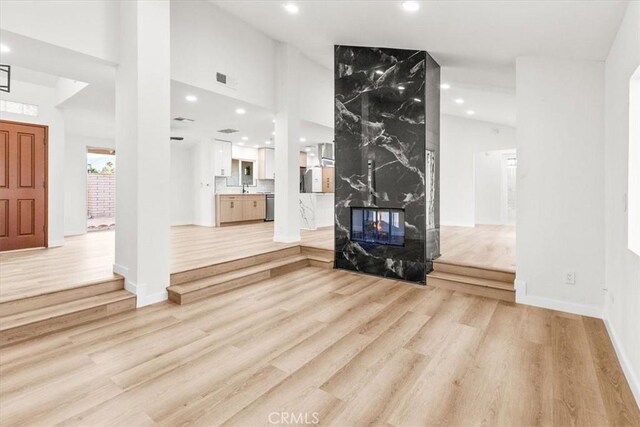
114,0 -> 171,307
273,43 -> 301,243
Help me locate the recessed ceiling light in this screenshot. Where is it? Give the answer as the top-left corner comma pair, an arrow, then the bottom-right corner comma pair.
397,85 -> 405,90
467,110 -> 475,115
0,44 -> 10,53
235,108 -> 246,114
219,150 -> 223,153
413,98 -> 421,102
272,119 -> 276,123
254,144 -> 260,148
300,137 -> 306,142
440,83 -> 450,90
284,3 -> 299,14
401,1 -> 420,12
375,70 -> 384,75
309,153 -> 316,157
305,147 -> 311,152
185,95 -> 197,102
455,98 -> 464,104
238,142 -> 244,146
272,131 -> 275,135
265,140 -> 272,144
241,136 -> 248,141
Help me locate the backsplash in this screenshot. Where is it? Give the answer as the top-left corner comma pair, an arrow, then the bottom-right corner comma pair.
214,177 -> 275,194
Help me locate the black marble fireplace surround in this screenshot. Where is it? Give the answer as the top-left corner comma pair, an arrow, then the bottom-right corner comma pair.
334,45 -> 440,283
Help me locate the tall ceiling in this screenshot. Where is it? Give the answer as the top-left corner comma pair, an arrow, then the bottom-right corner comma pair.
213,0 -> 629,126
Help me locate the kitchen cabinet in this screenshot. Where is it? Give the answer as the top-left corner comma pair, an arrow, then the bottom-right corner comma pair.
216,194 -> 266,226
212,140 -> 232,176
243,196 -> 266,221
322,167 -> 335,193
258,148 -> 275,180
299,151 -> 308,168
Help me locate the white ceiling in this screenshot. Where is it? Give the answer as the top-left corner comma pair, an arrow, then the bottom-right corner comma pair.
171,80 -> 333,148
213,0 -> 629,126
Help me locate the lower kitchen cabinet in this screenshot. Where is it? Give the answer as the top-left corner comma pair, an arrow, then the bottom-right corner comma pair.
216,194 -> 266,226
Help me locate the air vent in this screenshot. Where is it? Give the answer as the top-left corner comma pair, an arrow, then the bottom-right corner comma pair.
217,128 -> 239,134
216,72 -> 227,84
170,137 -> 184,141
214,138 -> 232,143
173,117 -> 194,122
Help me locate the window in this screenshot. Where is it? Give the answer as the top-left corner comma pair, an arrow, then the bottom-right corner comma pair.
629,65 -> 640,256
0,99 -> 39,117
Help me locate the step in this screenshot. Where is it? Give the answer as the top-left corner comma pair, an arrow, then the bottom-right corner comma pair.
0,290 -> 136,346
433,259 -> 515,283
167,254 -> 310,305
301,246 -> 334,269
427,271 -> 515,302
170,246 -> 302,286
0,275 -> 125,317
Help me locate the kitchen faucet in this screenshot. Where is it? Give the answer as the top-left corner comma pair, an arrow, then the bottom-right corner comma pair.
242,184 -> 248,194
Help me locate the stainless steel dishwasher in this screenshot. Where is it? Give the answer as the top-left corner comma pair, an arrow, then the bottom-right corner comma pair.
265,193 -> 274,221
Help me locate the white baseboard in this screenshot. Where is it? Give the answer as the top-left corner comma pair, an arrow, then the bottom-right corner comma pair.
440,222 -> 475,228
48,239 -> 64,248
113,263 -> 129,277
273,234 -> 301,243
515,291 -> 603,318
123,280 -> 168,307
603,317 -> 640,408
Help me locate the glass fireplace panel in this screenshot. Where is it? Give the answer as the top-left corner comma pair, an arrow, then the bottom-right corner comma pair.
351,208 -> 405,246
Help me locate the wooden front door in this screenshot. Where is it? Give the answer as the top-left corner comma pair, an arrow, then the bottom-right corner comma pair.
0,120 -> 48,251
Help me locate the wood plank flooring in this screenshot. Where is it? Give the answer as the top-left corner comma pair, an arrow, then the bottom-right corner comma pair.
439,224 -> 516,272
0,224 -> 333,302
1,267 -> 637,426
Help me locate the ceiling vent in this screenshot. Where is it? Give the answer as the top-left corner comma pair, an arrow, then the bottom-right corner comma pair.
170,137 -> 184,141
215,71 -> 238,89
217,128 -> 239,134
173,117 -> 195,122
214,138 -> 232,143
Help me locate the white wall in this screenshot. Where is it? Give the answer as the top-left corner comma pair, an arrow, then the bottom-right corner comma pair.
516,57 -> 605,316
170,1 -> 332,127
440,115 -> 516,226
474,149 -> 516,225
170,143 -> 195,226
192,140 -> 215,227
63,134 -> 115,236
603,1 -> 640,405
1,80 -> 65,246
170,1 -> 276,110
0,0 -> 119,63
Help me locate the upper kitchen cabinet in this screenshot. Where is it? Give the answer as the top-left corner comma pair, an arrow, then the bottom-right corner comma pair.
212,140 -> 232,177
258,148 -> 275,180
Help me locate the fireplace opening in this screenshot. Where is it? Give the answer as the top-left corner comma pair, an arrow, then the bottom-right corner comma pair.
351,208 -> 405,246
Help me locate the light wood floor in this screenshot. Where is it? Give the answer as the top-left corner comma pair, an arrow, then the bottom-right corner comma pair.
0,223 -> 333,302
0,267 -> 637,426
0,223 -> 513,302
440,224 -> 516,272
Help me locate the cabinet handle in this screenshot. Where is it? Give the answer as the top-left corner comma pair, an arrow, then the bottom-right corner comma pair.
221,168 -> 225,175
253,201 -> 257,207
231,202 -> 234,208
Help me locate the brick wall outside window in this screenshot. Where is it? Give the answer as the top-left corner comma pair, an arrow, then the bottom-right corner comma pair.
87,173 -> 116,219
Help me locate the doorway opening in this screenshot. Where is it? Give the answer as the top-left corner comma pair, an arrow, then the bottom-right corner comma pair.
86,148 -> 116,232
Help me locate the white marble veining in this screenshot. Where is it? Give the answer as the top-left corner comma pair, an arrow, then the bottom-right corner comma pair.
299,193 -> 334,230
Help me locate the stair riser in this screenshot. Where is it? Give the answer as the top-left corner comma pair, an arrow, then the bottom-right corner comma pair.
0,297 -> 136,347
174,270 -> 271,305
170,259 -> 311,305
308,259 -> 333,269
301,246 -> 333,259
433,262 -> 515,283
170,246 -> 302,286
427,276 -> 515,302
0,278 -> 124,318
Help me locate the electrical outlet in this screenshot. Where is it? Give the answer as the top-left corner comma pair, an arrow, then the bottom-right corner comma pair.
565,271 -> 576,285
